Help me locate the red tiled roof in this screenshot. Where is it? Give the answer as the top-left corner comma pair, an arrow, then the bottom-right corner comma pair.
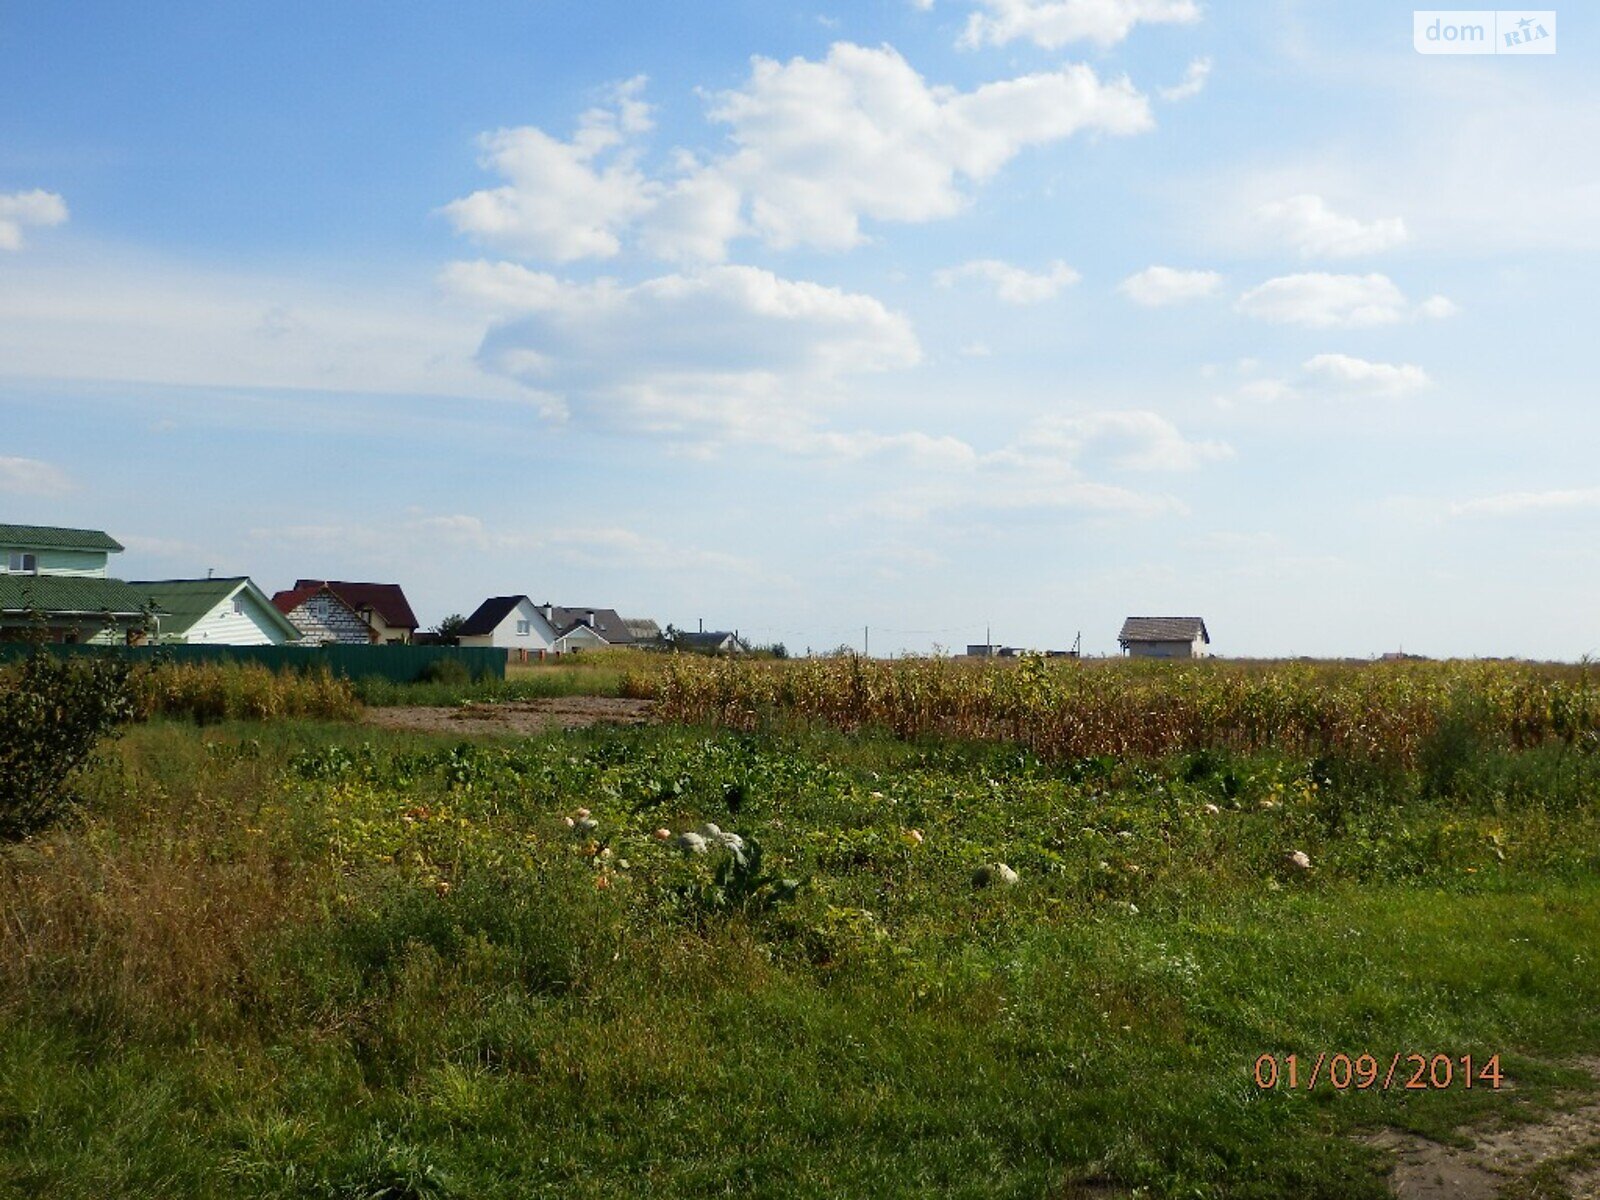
271,584 -> 326,615
295,580 -> 418,630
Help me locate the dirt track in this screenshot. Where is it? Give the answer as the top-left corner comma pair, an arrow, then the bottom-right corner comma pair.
1371,1058 -> 1600,1198
363,697 -> 654,737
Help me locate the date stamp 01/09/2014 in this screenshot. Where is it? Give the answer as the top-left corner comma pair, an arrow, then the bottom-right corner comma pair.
1253,1053 -> 1505,1093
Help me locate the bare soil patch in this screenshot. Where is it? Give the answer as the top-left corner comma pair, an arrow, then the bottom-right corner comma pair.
363,697 -> 655,737
1371,1060 -> 1600,1198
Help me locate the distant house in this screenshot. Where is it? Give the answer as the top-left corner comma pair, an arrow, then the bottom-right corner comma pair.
132,577 -> 301,645
1118,617 -> 1210,659
272,583 -> 374,645
0,524 -> 158,644
966,644 -> 1024,659
674,630 -> 747,655
457,596 -> 559,653
622,617 -> 664,646
456,598 -> 637,656
294,580 -> 418,644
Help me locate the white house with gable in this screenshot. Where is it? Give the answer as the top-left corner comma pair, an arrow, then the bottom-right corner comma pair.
456,595 -> 559,653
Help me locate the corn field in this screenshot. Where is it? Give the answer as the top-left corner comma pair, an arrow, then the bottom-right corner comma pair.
129,662 -> 361,723
632,655 -> 1600,763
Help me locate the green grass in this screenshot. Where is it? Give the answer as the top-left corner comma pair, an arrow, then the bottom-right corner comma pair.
2,719 -> 1598,1197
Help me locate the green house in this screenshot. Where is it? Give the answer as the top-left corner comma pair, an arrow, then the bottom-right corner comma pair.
0,524 -> 159,644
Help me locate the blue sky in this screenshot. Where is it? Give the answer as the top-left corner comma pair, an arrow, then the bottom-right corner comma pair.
2,2 -> 1595,658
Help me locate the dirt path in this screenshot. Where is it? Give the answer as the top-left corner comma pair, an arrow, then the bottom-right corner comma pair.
1371,1059 -> 1600,1198
363,697 -> 654,737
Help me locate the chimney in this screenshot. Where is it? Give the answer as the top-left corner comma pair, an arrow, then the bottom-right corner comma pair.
543,603 -> 552,621
586,610 -> 596,626
699,618 -> 704,633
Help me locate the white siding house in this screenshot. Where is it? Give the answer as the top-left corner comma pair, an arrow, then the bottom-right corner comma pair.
457,596 -> 559,653
132,577 -> 302,645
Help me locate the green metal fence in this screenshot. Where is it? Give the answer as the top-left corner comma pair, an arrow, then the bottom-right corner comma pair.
0,643 -> 506,683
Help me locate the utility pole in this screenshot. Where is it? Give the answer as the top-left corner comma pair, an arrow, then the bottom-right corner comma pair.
864,625 -> 869,658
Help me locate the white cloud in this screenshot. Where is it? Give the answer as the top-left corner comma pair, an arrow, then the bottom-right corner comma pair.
1302,353 -> 1432,397
958,0 -> 1200,48
935,258 -> 1080,303
699,43 -> 1153,254
447,260 -> 934,457
1255,194 -> 1408,259
440,77 -> 656,262
1450,488 -> 1600,518
1118,265 -> 1223,306
446,47 -> 1153,264
0,456 -> 74,496
1236,273 -> 1455,329
0,189 -> 68,251
1159,57 -> 1212,102
872,409 -> 1227,521
1002,410 -> 1232,472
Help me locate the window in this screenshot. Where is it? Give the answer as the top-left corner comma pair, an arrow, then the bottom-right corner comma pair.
516,619 -> 531,636
233,599 -> 245,616
7,552 -> 37,573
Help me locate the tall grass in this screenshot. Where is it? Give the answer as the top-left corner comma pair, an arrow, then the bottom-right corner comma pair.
637,654 -> 1600,764
130,662 -> 360,723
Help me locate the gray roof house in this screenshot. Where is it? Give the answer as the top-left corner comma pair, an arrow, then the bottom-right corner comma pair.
1118,617 -> 1210,659
674,630 -> 747,655
457,597 -> 642,655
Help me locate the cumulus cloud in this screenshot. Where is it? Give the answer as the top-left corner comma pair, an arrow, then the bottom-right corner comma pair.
1255,194 -> 1408,259
958,0 -> 1201,49
445,260 -> 932,456
1001,410 -> 1232,472
697,44 -> 1152,254
1236,273 -> 1456,329
440,77 -> 656,262
1118,265 -> 1223,306
0,189 -> 68,251
935,258 -> 1080,303
444,47 -> 1153,263
1217,353 -> 1433,407
0,456 -> 74,496
1450,488 -> 1600,518
874,409 -> 1227,521
1159,57 -> 1212,102
1302,353 -> 1432,396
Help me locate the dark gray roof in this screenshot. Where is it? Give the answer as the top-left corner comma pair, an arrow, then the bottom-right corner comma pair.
674,630 -> 744,651
1118,617 -> 1209,645
546,605 -> 633,645
459,595 -> 529,637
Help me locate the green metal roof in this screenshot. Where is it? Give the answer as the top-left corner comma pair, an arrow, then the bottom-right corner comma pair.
129,577 -> 300,640
0,524 -> 123,552
0,575 -> 159,618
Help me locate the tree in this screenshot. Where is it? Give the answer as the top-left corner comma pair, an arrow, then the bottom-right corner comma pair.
433,613 -> 467,644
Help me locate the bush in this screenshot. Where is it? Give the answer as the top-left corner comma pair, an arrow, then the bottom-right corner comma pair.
0,653 -> 140,839
416,657 -> 472,686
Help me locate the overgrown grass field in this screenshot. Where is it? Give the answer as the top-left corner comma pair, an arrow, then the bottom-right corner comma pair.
2,659 -> 1599,1197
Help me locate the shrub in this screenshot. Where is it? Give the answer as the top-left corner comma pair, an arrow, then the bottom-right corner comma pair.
0,653 -> 140,839
416,657 -> 472,686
